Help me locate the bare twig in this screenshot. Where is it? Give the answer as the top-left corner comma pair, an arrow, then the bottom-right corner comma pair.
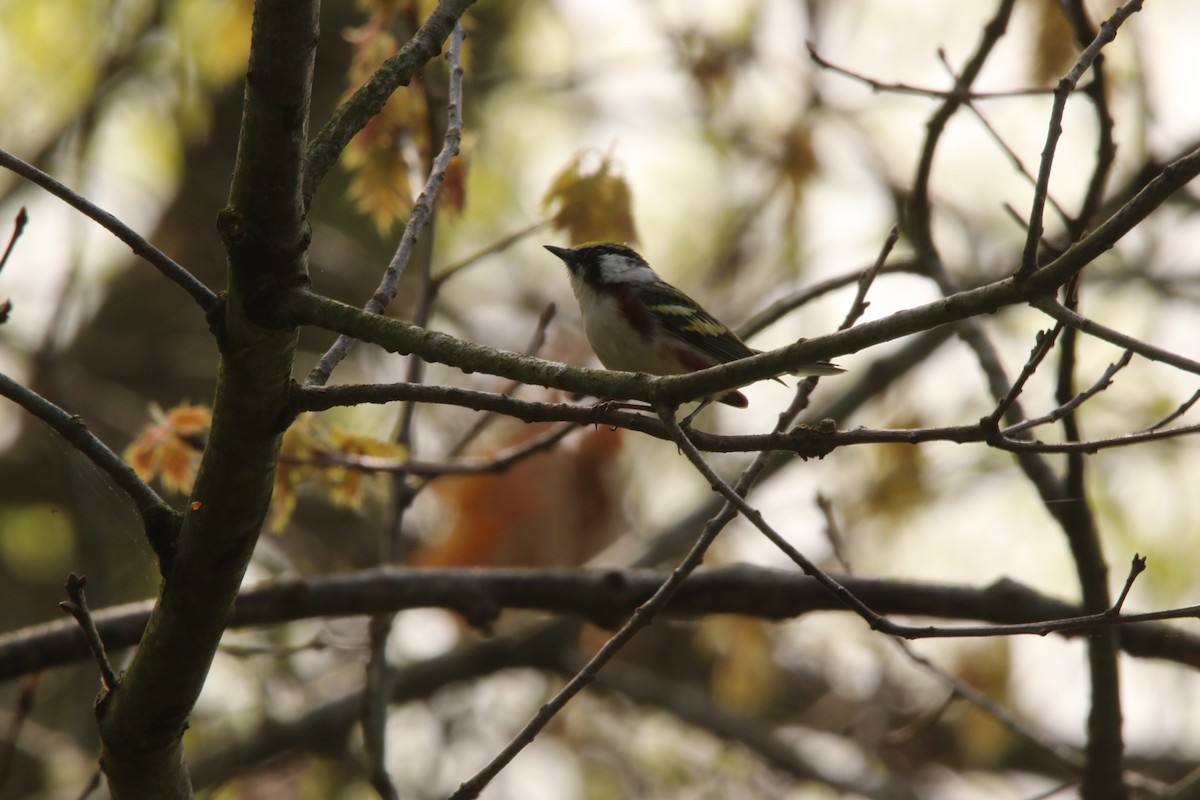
815,493 -> 851,572
906,0 -> 1017,265
839,225 -> 897,331
1035,298 -> 1200,376
1144,388 -> 1200,432
0,149 -> 217,311
285,420 -> 577,478
893,638 -> 1085,772
74,769 -> 102,800
0,372 -> 180,567
1003,349 -> 1133,436
957,97 -> 1071,227
429,219 -> 554,291
988,326 -> 1062,428
59,574 -> 117,691
442,302 -> 558,461
358,25 -> 469,799
738,261 -> 917,341
0,206 -> 26,277
806,42 -> 1062,101
0,206 -> 22,324
1019,0 -> 1145,276
444,411 -> 744,800
308,22 -> 468,388
1108,554 -> 1146,615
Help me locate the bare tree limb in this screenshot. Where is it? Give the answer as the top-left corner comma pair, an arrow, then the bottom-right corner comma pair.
5,567 -> 1200,685
0,149 -> 217,311
0,371 -> 181,566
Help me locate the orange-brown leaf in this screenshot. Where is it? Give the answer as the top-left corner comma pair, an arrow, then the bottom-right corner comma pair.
542,153 -> 639,245
123,403 -> 212,495
415,423 -> 624,568
269,414 -> 406,532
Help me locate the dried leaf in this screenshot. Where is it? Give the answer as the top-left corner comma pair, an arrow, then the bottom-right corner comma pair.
342,28 -> 430,232
269,413 -> 407,532
542,153 -> 639,245
124,403 -> 212,495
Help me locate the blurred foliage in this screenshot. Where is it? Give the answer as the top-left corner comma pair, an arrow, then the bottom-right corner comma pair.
542,152 -> 639,245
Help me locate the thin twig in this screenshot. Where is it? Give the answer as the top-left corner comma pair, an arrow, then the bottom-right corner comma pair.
429,219 -> 554,292
1143,388 -> 1200,432
1035,298 -> 1200,376
806,42 -> 1063,101
905,0 -> 1017,266
285,421 -> 577,478
737,260 -> 916,341
0,206 -> 22,325
0,372 -> 180,566
839,225 -> 897,331
815,493 -> 851,572
445,410 -> 743,800
891,638 -> 1085,772
1002,349 -> 1132,436
358,25 -> 469,799
1059,0 -> 1120,241
74,770 -> 102,800
59,574 -> 117,690
308,22 -> 468,388
988,326 -> 1062,428
443,302 -> 558,461
1108,554 -> 1146,615
0,206 -> 27,277
956,94 -> 1071,227
0,149 -> 217,311
1019,0 -> 1145,276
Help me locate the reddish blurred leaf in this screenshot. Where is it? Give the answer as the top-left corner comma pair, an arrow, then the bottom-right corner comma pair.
415,422 -> 624,568
124,403 -> 211,495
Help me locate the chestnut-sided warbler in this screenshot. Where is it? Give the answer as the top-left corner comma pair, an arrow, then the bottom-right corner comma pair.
545,243 -> 842,407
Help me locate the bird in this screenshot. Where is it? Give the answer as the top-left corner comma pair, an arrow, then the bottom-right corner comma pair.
544,242 -> 842,408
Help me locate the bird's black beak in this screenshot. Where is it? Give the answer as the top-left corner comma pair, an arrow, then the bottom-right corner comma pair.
543,244 -> 574,264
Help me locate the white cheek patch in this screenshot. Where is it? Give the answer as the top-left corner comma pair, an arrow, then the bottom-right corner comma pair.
598,253 -> 658,284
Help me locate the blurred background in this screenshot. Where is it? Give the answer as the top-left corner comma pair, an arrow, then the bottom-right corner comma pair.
1,0 -> 1199,797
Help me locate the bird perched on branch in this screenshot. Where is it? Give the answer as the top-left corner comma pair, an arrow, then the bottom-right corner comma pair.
545,242 -> 842,408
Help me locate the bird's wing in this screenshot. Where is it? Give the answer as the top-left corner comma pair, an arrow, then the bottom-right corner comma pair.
632,282 -> 755,364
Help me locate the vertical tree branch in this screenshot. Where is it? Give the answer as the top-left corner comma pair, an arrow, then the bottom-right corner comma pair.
93,1 -> 319,796
1055,278 -> 1126,798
